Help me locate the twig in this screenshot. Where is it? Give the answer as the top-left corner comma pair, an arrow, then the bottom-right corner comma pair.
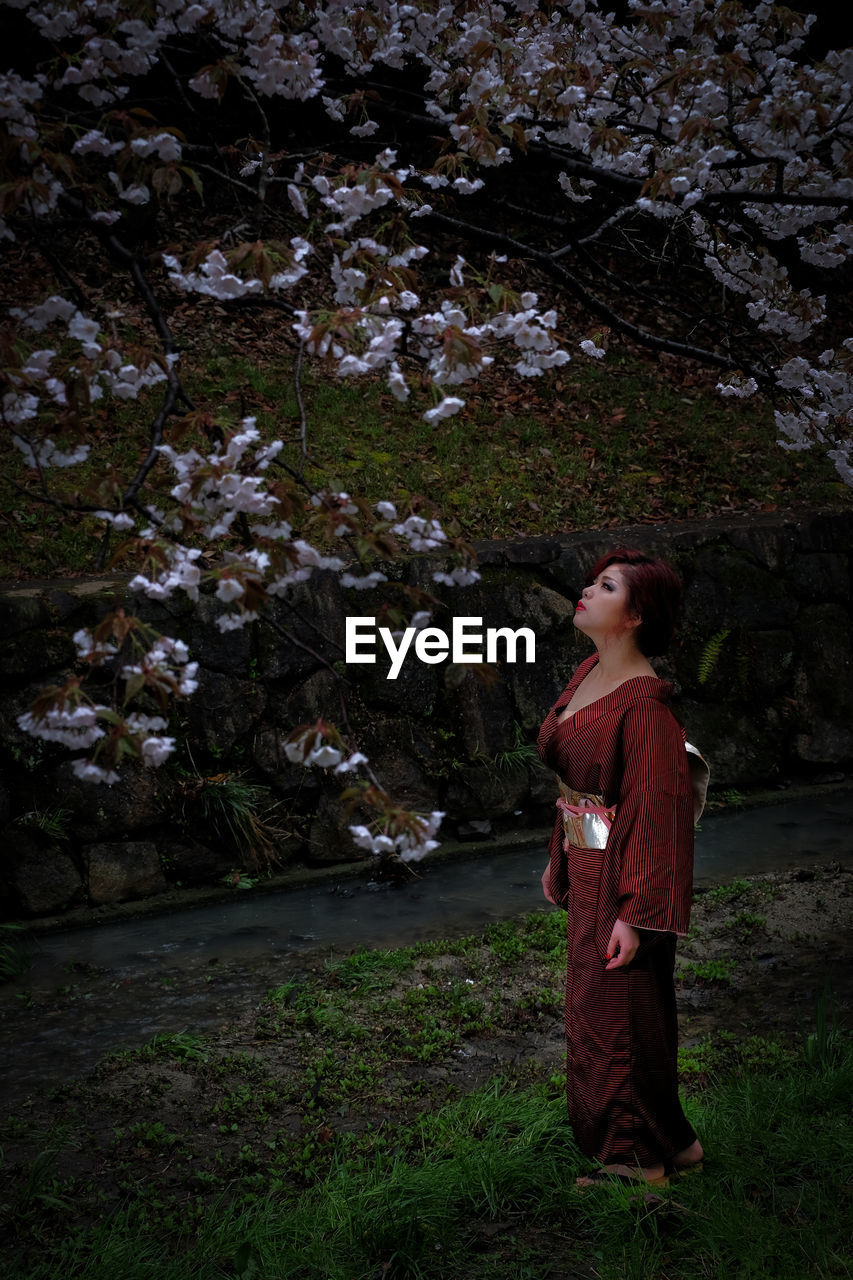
294,339 -> 308,470
122,376 -> 193,506
239,79 -> 273,214
94,524 -> 112,572
7,476 -> 106,517
422,208 -> 757,379
263,595 -> 346,660
35,241 -> 91,312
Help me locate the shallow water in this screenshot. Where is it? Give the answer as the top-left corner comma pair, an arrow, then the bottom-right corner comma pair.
1,790 -> 851,1104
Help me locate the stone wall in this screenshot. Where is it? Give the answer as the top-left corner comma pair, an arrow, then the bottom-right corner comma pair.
1,508 -> 851,918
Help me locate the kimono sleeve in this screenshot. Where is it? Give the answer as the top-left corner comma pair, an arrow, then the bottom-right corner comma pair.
609,699 -> 694,936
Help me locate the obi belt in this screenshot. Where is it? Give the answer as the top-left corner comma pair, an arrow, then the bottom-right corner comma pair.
555,741 -> 709,853
557,781 -> 615,851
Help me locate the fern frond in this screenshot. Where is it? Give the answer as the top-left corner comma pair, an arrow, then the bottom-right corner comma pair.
698,627 -> 731,685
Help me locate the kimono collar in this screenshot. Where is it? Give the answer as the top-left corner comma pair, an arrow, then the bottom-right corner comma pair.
556,654 -> 673,727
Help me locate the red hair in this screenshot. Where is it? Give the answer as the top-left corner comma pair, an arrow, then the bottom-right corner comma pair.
585,548 -> 682,657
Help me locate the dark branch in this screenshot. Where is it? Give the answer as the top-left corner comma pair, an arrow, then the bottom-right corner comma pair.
424,209 -> 752,377
122,377 -> 189,506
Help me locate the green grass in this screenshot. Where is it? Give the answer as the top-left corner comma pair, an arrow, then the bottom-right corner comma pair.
189,347 -> 849,539
2,336 -> 848,579
677,957 -> 737,985
4,906 -> 851,1280
5,1041 -> 851,1280
705,878 -> 753,905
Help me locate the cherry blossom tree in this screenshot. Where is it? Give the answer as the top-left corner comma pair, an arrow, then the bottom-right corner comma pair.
2,0 -> 852,863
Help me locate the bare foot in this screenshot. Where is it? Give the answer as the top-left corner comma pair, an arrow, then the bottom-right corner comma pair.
673,1138 -> 704,1170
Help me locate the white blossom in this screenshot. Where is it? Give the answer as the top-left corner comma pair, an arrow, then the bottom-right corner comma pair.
18,704 -> 105,750
216,609 -> 259,633
449,255 -> 466,286
340,570 -> 388,590
717,377 -> 759,399
70,759 -> 120,785
11,295 -> 75,331
130,132 -> 182,161
73,628 -> 118,661
12,434 -> 90,468
95,510 -> 135,530
68,312 -> 100,345
140,735 -> 175,766
423,396 -> 465,423
72,129 -> 124,157
334,751 -> 368,774
108,172 -> 150,205
216,576 -> 245,603
163,250 -> 263,300
308,744 -> 343,767
391,515 -> 447,551
433,566 -> 481,587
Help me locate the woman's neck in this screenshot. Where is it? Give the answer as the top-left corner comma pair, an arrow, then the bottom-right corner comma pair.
591,636 -> 655,684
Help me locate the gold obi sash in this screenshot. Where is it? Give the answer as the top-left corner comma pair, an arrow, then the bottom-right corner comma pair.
557,780 -> 616,851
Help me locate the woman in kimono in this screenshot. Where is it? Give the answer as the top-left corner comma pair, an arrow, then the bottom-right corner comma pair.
537,548 -> 703,1186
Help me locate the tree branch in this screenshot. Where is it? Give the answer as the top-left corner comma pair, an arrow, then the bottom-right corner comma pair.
695,189 -> 852,208
424,209 -> 751,377
122,376 -> 190,506
294,339 -> 308,471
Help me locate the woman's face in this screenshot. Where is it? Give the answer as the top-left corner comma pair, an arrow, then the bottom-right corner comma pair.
573,564 -> 640,641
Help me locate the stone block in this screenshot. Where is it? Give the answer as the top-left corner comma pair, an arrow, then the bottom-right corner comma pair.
189,594 -> 254,674
448,669 -> 520,759
162,842 -> 235,886
791,552 -> 850,604
188,669 -> 267,756
279,669 -> 346,729
359,718 -> 442,812
795,717 -> 853,765
675,702 -> 785,787
345,638 -> 439,716
792,603 -> 853,714
52,761 -> 168,844
795,510 -> 853,554
507,649 -> 578,736
252,723 -> 323,798
0,590 -> 51,638
529,758 -> 560,807
503,580 -> 574,635
306,792 -> 367,864
685,548 -> 795,633
9,829 -> 85,915
442,761 -> 530,822
542,545 -> 597,598
683,628 -> 797,701
85,841 -> 167,904
726,521 -> 799,573
0,629 -> 76,678
259,574 -> 346,680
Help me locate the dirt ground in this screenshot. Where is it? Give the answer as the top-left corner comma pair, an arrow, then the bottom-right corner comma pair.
0,860 -> 850,1264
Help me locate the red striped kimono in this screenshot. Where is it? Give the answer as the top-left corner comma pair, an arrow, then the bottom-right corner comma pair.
537,653 -> 697,1169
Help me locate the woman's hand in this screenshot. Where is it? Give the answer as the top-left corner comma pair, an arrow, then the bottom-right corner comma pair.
541,864 -> 557,904
604,919 -> 641,970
